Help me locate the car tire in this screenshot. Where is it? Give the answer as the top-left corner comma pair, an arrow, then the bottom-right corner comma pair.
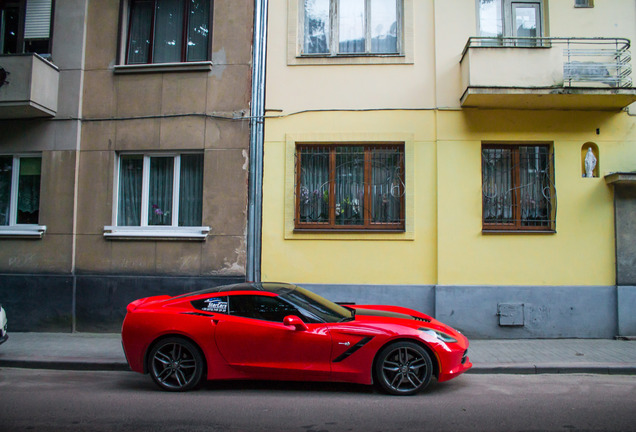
375,341 -> 433,396
148,337 -> 205,392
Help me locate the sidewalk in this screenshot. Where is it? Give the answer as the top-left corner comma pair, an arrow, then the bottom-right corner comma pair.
0,332 -> 635,374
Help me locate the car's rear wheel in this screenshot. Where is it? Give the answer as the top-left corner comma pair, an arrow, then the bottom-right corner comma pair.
375,341 -> 433,395
148,337 -> 204,392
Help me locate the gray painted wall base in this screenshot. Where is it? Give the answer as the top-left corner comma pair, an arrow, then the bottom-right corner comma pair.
0,274 -> 244,332
0,275 -> 627,338
435,285 -> 617,339
618,286 -> 636,337
305,283 -> 618,339
303,284 -> 436,316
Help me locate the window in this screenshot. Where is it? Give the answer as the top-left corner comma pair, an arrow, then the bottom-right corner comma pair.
301,0 -> 401,56
478,0 -> 543,39
116,153 -> 203,227
0,0 -> 53,56
295,144 -> 405,231
481,144 -> 556,232
125,0 -> 211,65
191,296 -> 228,313
0,155 -> 42,226
228,295 -> 302,323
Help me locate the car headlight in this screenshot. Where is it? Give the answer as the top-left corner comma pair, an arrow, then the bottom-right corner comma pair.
418,328 -> 458,343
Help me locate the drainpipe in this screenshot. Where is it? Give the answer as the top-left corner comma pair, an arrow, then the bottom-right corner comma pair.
246,0 -> 268,282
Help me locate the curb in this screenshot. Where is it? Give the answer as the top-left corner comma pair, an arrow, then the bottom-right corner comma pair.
469,364 -> 636,375
2,359 -> 636,375
0,359 -> 129,372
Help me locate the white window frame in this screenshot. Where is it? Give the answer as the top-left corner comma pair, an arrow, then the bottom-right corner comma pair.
298,0 -> 404,57
477,0 -> 544,39
0,154 -> 46,239
105,153 -> 209,241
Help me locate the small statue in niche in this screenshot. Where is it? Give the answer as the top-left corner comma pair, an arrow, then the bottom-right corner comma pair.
585,147 -> 597,178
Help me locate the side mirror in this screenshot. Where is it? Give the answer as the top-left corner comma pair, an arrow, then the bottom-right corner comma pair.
284,315 -> 308,331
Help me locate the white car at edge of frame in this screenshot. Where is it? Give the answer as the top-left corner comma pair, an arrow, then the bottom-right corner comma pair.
0,304 -> 7,345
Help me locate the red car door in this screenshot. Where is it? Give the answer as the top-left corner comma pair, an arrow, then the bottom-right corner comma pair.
214,294 -> 333,381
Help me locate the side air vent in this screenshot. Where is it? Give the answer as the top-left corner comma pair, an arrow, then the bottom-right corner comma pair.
412,316 -> 430,322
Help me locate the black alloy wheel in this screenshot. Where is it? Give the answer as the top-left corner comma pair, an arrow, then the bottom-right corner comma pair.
148,337 -> 204,391
375,341 -> 433,395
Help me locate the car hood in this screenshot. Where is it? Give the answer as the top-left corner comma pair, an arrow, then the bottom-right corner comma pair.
353,308 -> 418,321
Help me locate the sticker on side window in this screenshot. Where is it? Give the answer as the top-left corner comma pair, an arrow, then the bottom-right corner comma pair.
202,299 -> 228,313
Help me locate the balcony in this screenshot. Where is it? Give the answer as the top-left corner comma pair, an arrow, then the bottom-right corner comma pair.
460,37 -> 636,110
0,54 -> 59,119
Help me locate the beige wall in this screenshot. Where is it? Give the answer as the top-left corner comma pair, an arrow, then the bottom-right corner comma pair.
266,0 -> 436,113
73,0 -> 253,276
0,0 -> 88,273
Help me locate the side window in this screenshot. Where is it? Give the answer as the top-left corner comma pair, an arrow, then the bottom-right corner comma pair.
229,295 -> 301,323
191,296 -> 228,313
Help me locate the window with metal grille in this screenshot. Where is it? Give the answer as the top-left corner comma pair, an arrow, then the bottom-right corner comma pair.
481,144 -> 556,232
295,144 -> 405,231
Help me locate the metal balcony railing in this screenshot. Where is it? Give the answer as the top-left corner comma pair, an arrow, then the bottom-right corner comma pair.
462,37 -> 633,88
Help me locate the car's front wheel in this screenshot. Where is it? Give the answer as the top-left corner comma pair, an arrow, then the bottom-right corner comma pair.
375,341 -> 433,395
148,337 -> 204,391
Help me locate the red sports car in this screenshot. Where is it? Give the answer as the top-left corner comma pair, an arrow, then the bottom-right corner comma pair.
121,282 -> 471,395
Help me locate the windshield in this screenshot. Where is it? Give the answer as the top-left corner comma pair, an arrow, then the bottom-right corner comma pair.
280,286 -> 353,323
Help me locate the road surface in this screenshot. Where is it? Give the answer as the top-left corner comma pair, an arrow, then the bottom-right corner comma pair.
1,368 -> 635,431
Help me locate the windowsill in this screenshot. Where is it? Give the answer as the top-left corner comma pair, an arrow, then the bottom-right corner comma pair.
103,226 -> 210,241
482,229 -> 556,234
113,61 -> 213,74
294,228 -> 405,233
289,53 -> 412,66
299,53 -> 403,58
0,225 -> 47,239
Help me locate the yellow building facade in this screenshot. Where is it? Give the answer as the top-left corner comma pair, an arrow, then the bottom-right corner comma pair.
262,0 -> 636,337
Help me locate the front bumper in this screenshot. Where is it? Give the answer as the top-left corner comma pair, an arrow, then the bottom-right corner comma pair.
438,348 -> 472,382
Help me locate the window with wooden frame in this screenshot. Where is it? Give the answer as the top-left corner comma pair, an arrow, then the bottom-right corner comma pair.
125,0 -> 211,65
295,144 -> 405,231
481,144 -> 556,232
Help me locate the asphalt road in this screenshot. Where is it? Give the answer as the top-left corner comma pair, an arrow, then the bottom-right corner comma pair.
1,369 -> 635,432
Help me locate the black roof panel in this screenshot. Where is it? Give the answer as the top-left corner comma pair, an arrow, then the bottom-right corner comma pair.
172,282 -> 298,299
